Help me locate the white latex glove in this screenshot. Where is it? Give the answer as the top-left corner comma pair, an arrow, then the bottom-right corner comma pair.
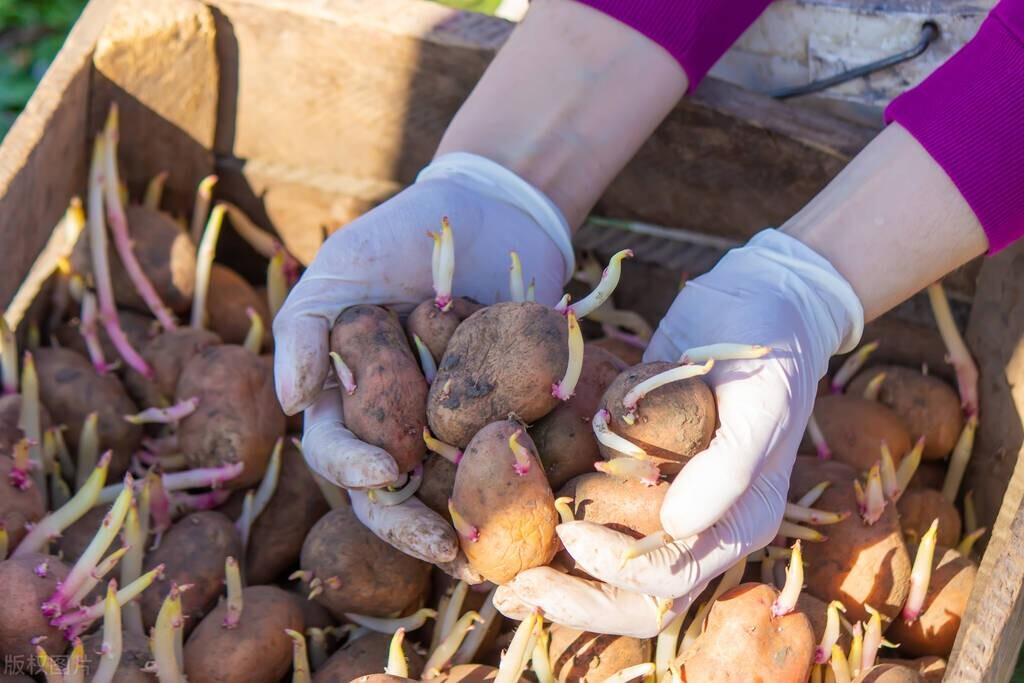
494,230 -> 864,637
273,152 -> 574,567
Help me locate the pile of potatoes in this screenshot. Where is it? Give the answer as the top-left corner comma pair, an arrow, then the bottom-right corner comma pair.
0,108 -> 984,683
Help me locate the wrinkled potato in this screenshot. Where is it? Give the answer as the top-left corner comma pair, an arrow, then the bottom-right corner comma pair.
451,420 -> 558,584
598,361 -> 716,474
0,455 -> 46,550
125,327 -> 221,407
300,502 -> 430,618
34,347 -> 141,477
418,452 -> 458,518
176,344 -> 285,488
205,264 -> 272,347
428,302 -> 569,448
813,395 -> 912,472
184,585 -> 303,683
848,365 -> 963,460
82,630 -> 156,682
897,488 -> 961,548
330,305 -> 428,474
548,625 -> 652,683
312,632 -> 425,683
679,583 -> 814,683
853,664 -> 925,683
407,297 -> 484,362
0,554 -> 70,660
531,345 -> 626,489
141,511 -> 242,634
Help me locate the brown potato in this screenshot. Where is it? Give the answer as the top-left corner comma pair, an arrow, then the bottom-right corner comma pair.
848,366 -> 963,460
34,347 -> 141,477
790,456 -> 862,499
176,344 -> 285,488
285,585 -> 337,631
598,361 -> 716,475
853,664 -> 925,683
300,502 -> 430,618
589,336 -> 644,366
53,308 -> 156,365
0,554 -> 70,660
797,473 -> 911,623
125,327 -> 221,407
0,456 -> 46,550
897,489 -> 961,548
531,345 -> 626,489
205,264 -> 272,347
907,462 -> 945,491
220,441 -> 329,584
140,511 -> 242,634
452,420 -> 558,584
81,630 -> 156,682
406,297 -> 483,362
886,547 -> 976,657
330,305 -> 427,474
418,452 -> 458,518
184,585 -> 303,683
54,506 -> 109,566
796,592 -> 851,654
312,632 -> 425,683
561,472 -> 668,538
878,657 -> 945,683
548,625 -> 651,683
428,302 -> 569,448
432,664 -> 522,683
679,583 -> 814,683
813,395 -> 911,472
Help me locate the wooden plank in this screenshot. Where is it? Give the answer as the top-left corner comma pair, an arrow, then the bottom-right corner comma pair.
946,239 -> 1024,682
0,0 -> 114,307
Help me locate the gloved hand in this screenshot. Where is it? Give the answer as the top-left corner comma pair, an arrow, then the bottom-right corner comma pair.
273,152 -> 575,570
493,229 -> 864,637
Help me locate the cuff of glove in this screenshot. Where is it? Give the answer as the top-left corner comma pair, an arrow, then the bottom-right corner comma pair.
417,153 -> 576,283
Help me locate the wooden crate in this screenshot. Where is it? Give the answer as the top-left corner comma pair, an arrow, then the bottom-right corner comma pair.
0,0 -> 1019,679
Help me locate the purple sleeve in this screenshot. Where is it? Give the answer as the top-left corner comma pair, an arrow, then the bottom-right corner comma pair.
885,0 -> 1024,253
574,0 -> 773,92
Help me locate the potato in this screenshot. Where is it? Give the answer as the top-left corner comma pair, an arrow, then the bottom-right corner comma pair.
184,585 -> 303,683
431,664 -> 519,683
0,554 -> 69,660
561,472 -> 668,538
813,395 -> 912,472
0,395 -> 46,453
679,583 -> 814,683
853,664 -> 925,683
176,344 -> 285,488
82,629 -> 156,682
407,297 -> 483,362
795,470 -> 912,623
53,309 -> 155,373
428,302 -> 569,448
330,305 -> 428,474
286,586 -> 337,631
908,462 -> 945,491
886,547 -> 976,657
598,361 -> 716,474
34,347 -> 141,477
205,264 -> 272,346
848,366 -> 963,460
350,677 -> 417,683
548,625 -> 651,683
796,592 -> 851,654
125,327 -> 221,407
0,456 -> 46,549
312,632 -> 425,683
420,573 -> 504,655
141,511 -> 242,634
878,657 -> 945,683
418,452 -> 458,518
589,336 -> 644,366
451,420 -> 558,584
790,456 -> 864,499
531,345 -> 626,489
300,502 -> 430,618
54,506 -> 109,565
896,489 -> 961,548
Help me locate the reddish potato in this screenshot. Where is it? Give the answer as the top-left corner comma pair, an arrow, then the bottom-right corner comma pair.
407,297 -> 484,362
813,395 -> 911,472
141,511 -> 242,634
531,345 -> 626,489
598,361 -> 716,475
897,489 -> 961,548
548,625 -> 652,683
330,305 -> 428,474
205,264 -> 272,346
125,327 -> 221,407
561,472 -> 668,538
0,456 -> 46,549
853,664 -> 925,682
0,553 -> 69,660
428,302 -> 569,448
300,502 -> 430,618
451,420 -> 558,584
82,630 -> 156,682
679,583 -> 814,683
312,632 -> 425,682
418,452 -> 457,518
176,345 -> 285,488
878,657 -> 945,683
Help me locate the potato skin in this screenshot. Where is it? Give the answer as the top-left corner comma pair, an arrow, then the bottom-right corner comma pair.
452,420 -> 559,584
0,554 -> 70,660
34,347 -> 141,477
206,264 -> 272,347
330,305 -> 428,474
418,452 -> 458,518
531,345 -> 626,489
109,205 -> 197,314
300,503 -> 430,618
176,344 -> 285,488
897,488 -> 961,548
82,630 -> 156,682
680,583 -> 814,683
431,665 -> 519,683
813,395 -> 912,472
312,632 -> 425,683
428,302 -> 569,448
125,327 -> 221,407
547,625 -> 651,683
54,308 -> 155,365
406,297 -> 483,362
853,664 -> 926,683
886,548 -> 976,657
0,456 -> 46,549
184,585 -> 303,683
54,506 -> 110,566
141,511 -> 242,634
598,361 -> 716,474
878,657 -> 945,683
561,472 -> 668,538
589,336 -> 645,366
